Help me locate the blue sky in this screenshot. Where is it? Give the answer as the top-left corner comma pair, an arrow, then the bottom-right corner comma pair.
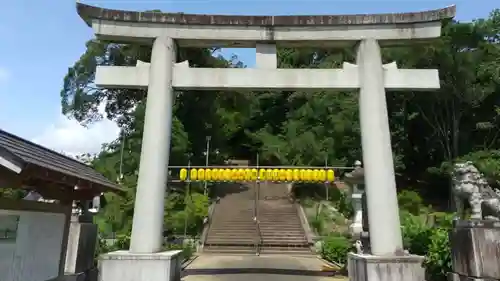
0,0 -> 497,155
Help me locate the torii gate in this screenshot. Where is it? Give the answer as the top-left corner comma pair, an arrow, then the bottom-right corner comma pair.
77,3 -> 455,281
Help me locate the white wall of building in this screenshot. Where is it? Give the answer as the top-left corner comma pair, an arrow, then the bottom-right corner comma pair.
0,210 -> 66,281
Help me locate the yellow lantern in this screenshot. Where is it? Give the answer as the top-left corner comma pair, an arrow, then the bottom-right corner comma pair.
231,169 -> 238,181
252,169 -> 258,181
244,169 -> 251,181
205,169 -> 212,181
292,169 -> 300,181
232,169 -> 239,181
179,168 -> 188,181
235,169 -> 242,181
272,169 -> 279,181
327,169 -> 335,182
305,169 -> 313,182
211,169 -> 219,181
266,169 -> 273,181
258,169 -> 266,181
237,169 -> 244,181
319,169 -> 326,182
217,169 -> 225,181
190,169 -> 198,181
223,169 -> 231,181
299,169 -> 306,182
238,169 -> 244,181
198,169 -> 205,181
285,169 -> 293,182
228,169 -> 236,181
278,169 -> 286,181
312,169 -> 320,182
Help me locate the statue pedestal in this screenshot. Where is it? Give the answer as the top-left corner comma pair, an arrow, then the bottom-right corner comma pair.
348,252 -> 425,281
448,220 -> 500,281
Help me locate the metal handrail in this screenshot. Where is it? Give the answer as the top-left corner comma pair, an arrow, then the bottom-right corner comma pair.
255,218 -> 262,255
254,178 -> 262,255
199,198 -> 219,249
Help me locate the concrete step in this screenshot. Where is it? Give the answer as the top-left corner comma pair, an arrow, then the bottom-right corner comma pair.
260,232 -> 305,236
261,239 -> 308,244
209,226 -> 256,230
258,221 -> 302,225
260,228 -> 303,232
205,240 -> 257,245
260,231 -> 304,235
209,225 -> 255,229
259,224 -> 301,229
207,236 -> 256,241
258,215 -> 298,218
214,211 -> 253,214
259,225 -> 303,229
259,247 -> 313,256
258,221 -> 301,225
203,245 -> 256,254
207,232 -> 256,237
260,234 -> 304,237
210,222 -> 255,226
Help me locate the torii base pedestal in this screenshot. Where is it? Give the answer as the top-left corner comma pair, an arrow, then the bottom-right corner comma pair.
98,250 -> 182,281
348,252 -> 425,281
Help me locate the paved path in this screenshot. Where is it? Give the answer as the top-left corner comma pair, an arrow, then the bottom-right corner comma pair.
182,254 -> 348,281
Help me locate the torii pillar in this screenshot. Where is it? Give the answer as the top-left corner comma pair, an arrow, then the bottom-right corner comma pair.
76,3 -> 455,281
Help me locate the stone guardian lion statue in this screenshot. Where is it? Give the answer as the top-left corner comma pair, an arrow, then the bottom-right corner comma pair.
452,161 -> 500,220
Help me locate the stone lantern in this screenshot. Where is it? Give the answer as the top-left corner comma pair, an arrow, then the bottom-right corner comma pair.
344,161 -> 370,253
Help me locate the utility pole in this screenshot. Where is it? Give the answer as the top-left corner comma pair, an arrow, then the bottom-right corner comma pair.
204,136 -> 211,196
183,153 -> 193,238
324,155 -> 329,201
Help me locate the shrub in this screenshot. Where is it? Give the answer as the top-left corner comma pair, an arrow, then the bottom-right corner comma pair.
424,228 -> 452,281
400,211 -> 433,255
430,212 -> 455,228
335,191 -> 353,219
398,190 -> 424,215
311,215 -> 324,234
400,210 -> 452,281
320,234 -> 352,265
114,234 -> 131,250
164,243 -> 195,261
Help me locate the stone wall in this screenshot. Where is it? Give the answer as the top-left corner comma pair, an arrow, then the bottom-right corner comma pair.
0,210 -> 66,281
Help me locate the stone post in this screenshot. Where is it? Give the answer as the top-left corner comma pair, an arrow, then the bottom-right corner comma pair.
99,37 -> 183,281
356,38 -> 403,256
129,36 -> 176,254
64,214 -> 98,281
348,39 -> 425,281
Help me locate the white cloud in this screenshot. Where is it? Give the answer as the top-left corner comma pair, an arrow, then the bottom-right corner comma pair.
32,103 -> 120,157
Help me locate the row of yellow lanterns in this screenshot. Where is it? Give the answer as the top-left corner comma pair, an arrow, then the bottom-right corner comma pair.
179,168 -> 335,183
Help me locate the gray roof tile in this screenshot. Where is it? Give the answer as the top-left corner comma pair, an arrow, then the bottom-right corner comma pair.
0,129 -> 120,192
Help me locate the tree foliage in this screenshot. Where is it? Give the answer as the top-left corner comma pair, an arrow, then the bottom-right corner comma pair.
60,10 -> 500,234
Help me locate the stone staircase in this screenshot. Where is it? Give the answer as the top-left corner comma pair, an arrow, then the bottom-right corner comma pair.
203,182 -> 258,254
203,176 -> 312,255
258,182 -> 312,255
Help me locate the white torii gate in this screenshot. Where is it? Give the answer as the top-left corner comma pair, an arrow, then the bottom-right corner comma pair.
96,39 -> 439,256
77,3 -> 455,281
